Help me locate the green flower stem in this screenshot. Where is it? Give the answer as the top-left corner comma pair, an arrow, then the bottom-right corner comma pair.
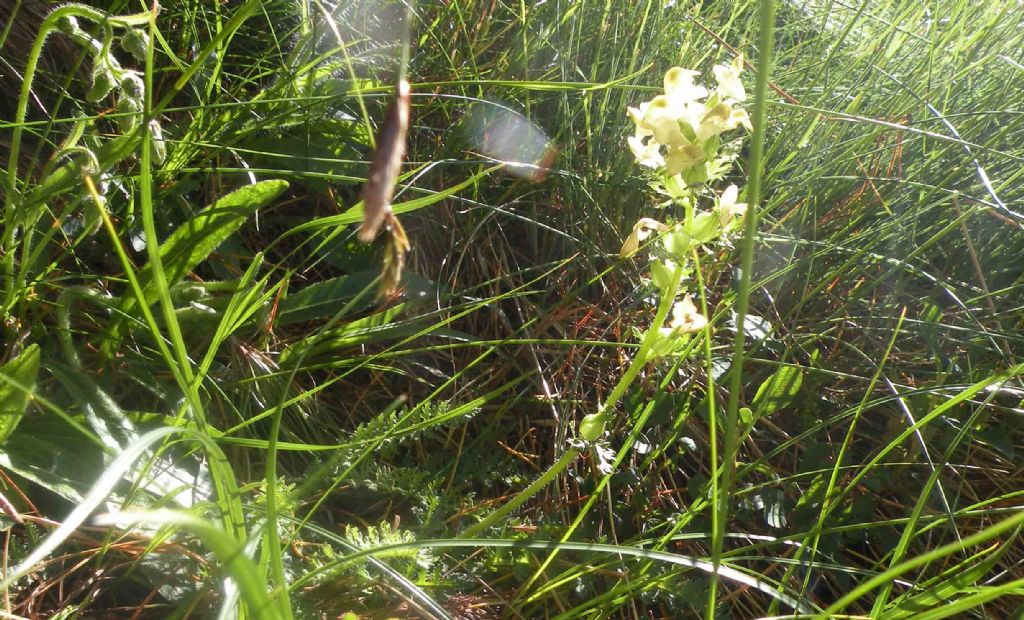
691,248 -> 721,620
458,446 -> 580,539
594,263 -> 685,421
2,5 -> 100,314
458,263 -> 684,539
718,0 -> 775,612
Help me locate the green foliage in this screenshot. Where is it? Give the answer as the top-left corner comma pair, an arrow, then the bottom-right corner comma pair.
0,345 -> 39,443
342,521 -> 431,573
1,0 -> 1023,617
750,360 -> 805,420
105,179 -> 289,348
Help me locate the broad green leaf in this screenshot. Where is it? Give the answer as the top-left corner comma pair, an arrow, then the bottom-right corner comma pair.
0,407 -> 104,502
105,180 -> 288,352
277,270 -> 382,326
137,180 -> 288,300
0,345 -> 40,443
48,362 -> 133,451
751,362 -> 805,419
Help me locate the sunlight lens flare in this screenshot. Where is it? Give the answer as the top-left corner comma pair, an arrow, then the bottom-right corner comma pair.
464,103 -> 558,181
309,0 -> 406,69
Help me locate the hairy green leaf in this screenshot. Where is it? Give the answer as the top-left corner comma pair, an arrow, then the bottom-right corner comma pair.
137,180 -> 288,300
0,345 -> 40,444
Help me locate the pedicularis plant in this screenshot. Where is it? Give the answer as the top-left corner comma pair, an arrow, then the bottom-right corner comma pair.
462,60 -> 755,537
579,57 -> 751,443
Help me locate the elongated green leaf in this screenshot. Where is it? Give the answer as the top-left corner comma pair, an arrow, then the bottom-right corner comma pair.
280,310 -> 478,367
137,180 -> 288,300
277,271 -> 379,326
277,270 -> 436,326
751,362 -> 805,419
105,180 -> 288,351
0,344 -> 40,443
888,544 -> 1009,618
48,362 -> 133,451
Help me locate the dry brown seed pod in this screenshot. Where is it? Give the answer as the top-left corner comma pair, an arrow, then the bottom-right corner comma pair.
359,78 -> 411,243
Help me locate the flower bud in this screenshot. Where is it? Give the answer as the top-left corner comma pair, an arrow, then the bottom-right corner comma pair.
87,65 -> 117,102
120,72 -> 145,100
578,413 -> 607,442
120,29 -> 150,61
57,16 -> 84,37
148,119 -> 167,164
115,96 -> 142,134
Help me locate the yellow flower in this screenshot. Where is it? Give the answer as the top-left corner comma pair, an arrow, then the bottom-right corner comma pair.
664,144 -> 704,175
668,295 -> 707,333
713,54 -> 746,102
696,99 -> 751,140
620,217 -> 669,257
641,96 -> 690,147
655,295 -> 707,349
716,184 -> 748,227
696,101 -> 733,141
627,133 -> 665,169
664,67 -> 709,106
626,102 -> 653,136
726,107 -> 753,132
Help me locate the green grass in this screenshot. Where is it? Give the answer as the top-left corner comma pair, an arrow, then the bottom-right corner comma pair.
1,0 -> 1023,617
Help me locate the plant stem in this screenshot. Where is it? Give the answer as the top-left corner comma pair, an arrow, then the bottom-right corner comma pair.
2,4 -> 104,314
458,446 -> 580,539
458,263 -> 683,543
717,0 -> 775,610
